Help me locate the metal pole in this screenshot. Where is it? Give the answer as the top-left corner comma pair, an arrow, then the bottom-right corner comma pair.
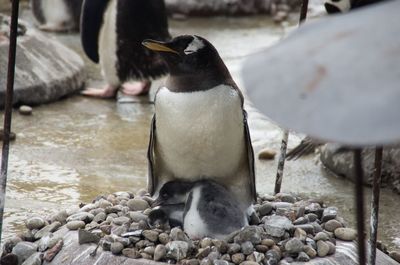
0,0 -> 20,244
354,149 -> 366,265
273,0 -> 309,194
274,130 -> 289,194
369,147 -> 383,265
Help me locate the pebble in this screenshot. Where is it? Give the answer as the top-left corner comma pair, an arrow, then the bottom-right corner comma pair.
129,211 -> 148,222
122,248 -> 141,259
212,239 -> 228,254
66,221 -> 86,230
26,217 -> 45,230
294,228 -> 307,242
275,193 -> 296,203
255,245 -> 268,253
293,216 -> 308,225
34,222 -> 61,240
213,260 -> 229,265
264,215 -> 293,237
38,234 -> 57,251
159,232 -> 170,244
110,242 -> 124,255
240,241 -> 254,255
322,207 -> 338,223
19,105 -> 33,115
78,229 -> 100,244
261,239 -> 275,247
297,251 -> 310,262
227,243 -> 241,255
389,251 -> 400,263
154,244 -> 167,261
66,212 -> 94,223
306,213 -> 318,222
112,216 -> 130,226
316,240 -> 329,257
166,241 -> 189,261
127,198 -> 149,211
324,219 -> 343,232
220,254 -> 231,261
197,247 -> 212,259
239,261 -> 259,265
170,227 -> 190,242
258,203 -> 273,216
231,253 -> 245,264
314,232 -> 330,241
334,228 -> 357,241
234,226 -> 262,244
93,212 -> 107,223
326,241 -> 336,255
201,238 -> 213,248
12,242 -> 37,264
21,252 -> 42,265
258,148 -> 276,160
285,238 -> 304,254
18,230 -> 35,242
303,245 -> 317,258
143,230 -> 159,242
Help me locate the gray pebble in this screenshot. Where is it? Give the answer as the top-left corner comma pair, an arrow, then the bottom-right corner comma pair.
111,225 -> 127,236
110,242 -> 124,255
21,252 -> 42,265
26,217 -> 45,230
19,105 -> 33,115
322,207 -> 338,223
310,222 -> 323,234
112,216 -> 130,226
334,228 -> 357,241
66,221 -> 85,230
115,237 -> 130,247
213,260 -> 229,265
324,219 -> 343,232
231,253 -> 245,264
78,229 -> 100,244
66,212 -> 94,223
227,243 -> 241,255
271,202 -> 293,209
294,224 -> 315,235
143,230 -> 159,242
314,231 -> 330,241
264,249 -> 280,265
294,228 -> 307,242
306,213 -> 318,222
93,212 -> 107,223
98,199 -> 113,209
261,239 -> 275,247
208,251 -> 221,261
258,203 -> 273,216
105,205 -> 124,214
275,193 -> 296,203
159,232 -> 170,244
303,245 -> 317,258
297,252 -> 310,262
166,241 -> 189,261
197,247 -> 212,259
264,215 -> 293,238
18,230 -> 35,242
293,217 -> 308,225
34,222 -> 61,240
305,238 -> 317,250
240,241 -> 253,255
127,198 -> 149,211
212,240 -> 228,254
201,238 -> 213,248
234,226 -> 262,245
255,245 -> 268,253
170,227 -> 190,242
129,211 -> 148,222
239,261 -> 258,265
12,242 -> 37,264
122,248 -> 141,259
317,240 -> 329,257
144,246 -> 155,255
154,244 -> 167,261
285,238 -> 304,254
220,254 -> 231,261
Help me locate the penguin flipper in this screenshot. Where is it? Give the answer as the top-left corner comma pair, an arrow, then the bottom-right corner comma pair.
243,110 -> 257,202
147,114 -> 157,195
80,0 -> 109,63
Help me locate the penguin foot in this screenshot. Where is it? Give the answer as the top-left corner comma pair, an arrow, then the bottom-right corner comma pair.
81,85 -> 118,98
121,81 -> 151,96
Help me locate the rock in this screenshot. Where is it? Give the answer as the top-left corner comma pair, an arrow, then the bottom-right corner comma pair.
231,253 -> 245,264
305,238 -> 317,250
105,206 -> 123,214
227,243 -> 241,255
322,207 -> 338,222
275,193 -> 296,203
246,252 -> 264,263
78,229 -> 100,244
306,213 -> 318,222
207,251 -> 220,261
297,251 -> 310,262
129,211 -> 148,222
34,222 -> 61,240
11,242 -> 37,264
170,227 -> 190,242
43,240 -> 63,262
38,234 -> 54,251
239,261 -> 258,265
257,203 -> 273,217
93,212 -> 107,223
154,244 -> 167,261
314,232 -> 330,241
18,231 -> 35,242
326,241 -> 336,255
303,245 -> 317,258
240,241 -> 253,255
21,252 -> 42,265
66,212 -> 94,223
111,225 -> 128,236
264,215 -> 293,237
261,239 -> 275,247
324,219 -> 343,232
255,244 -> 268,253
285,238 -> 304,254
112,216 -> 131,226
19,105 -> 33,115
265,249 -> 280,265
0,254 -> 18,265
122,248 -> 141,259
213,260 -> 229,265
258,148 -> 276,160
3,237 -> 22,254
159,233 -> 170,244
196,247 -> 212,259
127,198 -> 149,211
390,251 -> 400,263
212,240 -> 228,254
294,228 -> 307,241
166,241 -> 189,261
293,217 -> 308,225
26,217 -> 45,230
143,230 -> 159,242
200,238 -> 213,248
317,240 -> 329,257
220,254 -> 231,261
110,242 -> 124,255
66,221 -> 86,230
334,228 -> 357,241
234,226 -> 262,244
50,210 -> 69,224
310,222 -> 323,234
271,202 -> 293,209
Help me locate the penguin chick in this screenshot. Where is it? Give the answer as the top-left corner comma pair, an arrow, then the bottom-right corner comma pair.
143,35 -> 256,213
31,0 -> 82,32
148,204 -> 185,229
80,0 -> 170,98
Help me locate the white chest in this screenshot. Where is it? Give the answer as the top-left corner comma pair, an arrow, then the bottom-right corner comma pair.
41,0 -> 71,25
155,85 -> 246,179
183,187 -> 208,239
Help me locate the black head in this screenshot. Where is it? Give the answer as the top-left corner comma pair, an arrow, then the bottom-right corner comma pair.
142,35 -> 226,76
152,181 -> 193,207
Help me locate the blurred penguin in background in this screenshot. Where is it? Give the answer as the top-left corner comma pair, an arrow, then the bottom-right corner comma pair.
80,0 -> 171,98
324,0 -> 385,13
31,0 -> 83,32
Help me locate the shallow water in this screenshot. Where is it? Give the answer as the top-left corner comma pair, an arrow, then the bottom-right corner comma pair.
2,13 -> 399,254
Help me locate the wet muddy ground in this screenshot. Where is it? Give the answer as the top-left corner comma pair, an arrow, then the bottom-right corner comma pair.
2,11 -> 399,253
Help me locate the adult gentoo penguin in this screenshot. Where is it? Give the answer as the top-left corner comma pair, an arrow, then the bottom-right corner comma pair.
153,180 -> 248,240
80,0 -> 170,98
324,0 -> 385,13
31,0 -> 83,32
142,35 -> 256,212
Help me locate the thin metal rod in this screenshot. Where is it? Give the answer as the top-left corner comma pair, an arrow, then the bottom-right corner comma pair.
299,0 -> 309,23
274,130 -> 289,194
354,149 -> 366,265
0,0 -> 20,244
369,147 -> 383,265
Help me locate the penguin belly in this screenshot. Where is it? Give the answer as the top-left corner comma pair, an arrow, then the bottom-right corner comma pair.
155,85 -> 247,183
98,0 -> 120,87
40,0 -> 72,27
183,187 -> 210,240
